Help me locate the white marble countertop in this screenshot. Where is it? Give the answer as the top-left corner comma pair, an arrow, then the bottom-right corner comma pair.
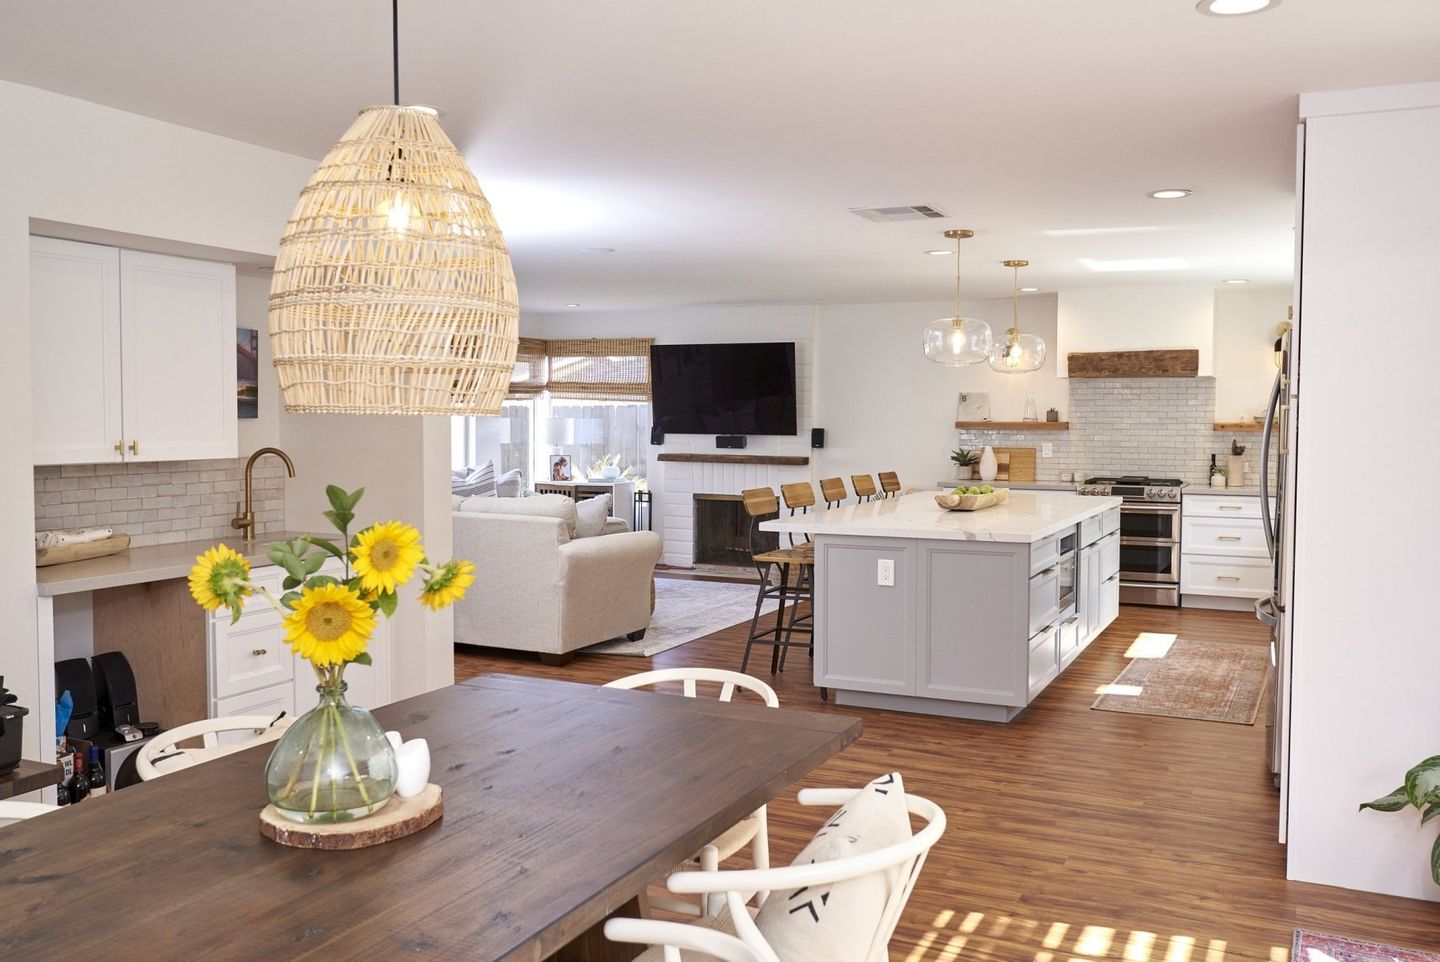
937,480 -> 1079,492
37,530 -> 324,597
760,491 -> 1123,544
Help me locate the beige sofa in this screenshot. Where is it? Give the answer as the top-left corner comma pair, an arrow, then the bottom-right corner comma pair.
452,494 -> 662,664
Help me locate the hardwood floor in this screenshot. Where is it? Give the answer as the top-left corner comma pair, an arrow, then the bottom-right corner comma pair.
456,597 -> 1440,962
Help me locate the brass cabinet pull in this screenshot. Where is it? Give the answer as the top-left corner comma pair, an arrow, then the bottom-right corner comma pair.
1218,505 -> 1242,511
114,440 -> 124,455
1217,535 -> 1242,541
1216,575 -> 1241,581
251,648 -> 267,656
128,440 -> 140,456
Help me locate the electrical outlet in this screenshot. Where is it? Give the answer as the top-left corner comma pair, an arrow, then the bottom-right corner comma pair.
876,558 -> 895,587
1042,442 -> 1053,458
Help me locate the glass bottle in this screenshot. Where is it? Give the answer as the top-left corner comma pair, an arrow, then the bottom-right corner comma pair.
87,745 -> 107,797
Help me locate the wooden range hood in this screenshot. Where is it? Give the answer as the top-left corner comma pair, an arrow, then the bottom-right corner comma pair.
1065,349 -> 1200,378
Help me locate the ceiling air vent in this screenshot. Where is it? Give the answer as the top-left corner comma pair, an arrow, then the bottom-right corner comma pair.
848,204 -> 950,223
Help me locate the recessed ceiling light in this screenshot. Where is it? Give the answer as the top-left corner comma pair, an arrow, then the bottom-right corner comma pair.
579,247 -> 614,254
1224,278 -> 1250,285
1147,188 -> 1192,200
1080,256 -> 1190,273
924,249 -> 952,256
564,303 -> 581,308
1020,287 -> 1040,293
1196,0 -> 1279,16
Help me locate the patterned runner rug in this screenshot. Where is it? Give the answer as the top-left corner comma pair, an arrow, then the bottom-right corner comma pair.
1091,637 -> 1268,724
1293,930 -> 1440,962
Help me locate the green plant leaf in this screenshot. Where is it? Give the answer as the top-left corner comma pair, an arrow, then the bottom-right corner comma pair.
349,652 -> 373,667
1360,788 -> 1410,813
301,536 -> 346,560
305,575 -> 340,589
302,552 -> 327,575
1423,803 -> 1440,825
280,590 -> 301,609
376,590 -> 398,618
325,484 -> 351,514
1404,756 -> 1440,808
282,575 -> 301,591
267,543 -> 293,567
1432,834 -> 1440,887
323,509 -> 354,533
228,603 -> 244,625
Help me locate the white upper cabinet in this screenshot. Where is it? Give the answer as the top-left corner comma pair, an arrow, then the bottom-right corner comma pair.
30,237 -> 237,465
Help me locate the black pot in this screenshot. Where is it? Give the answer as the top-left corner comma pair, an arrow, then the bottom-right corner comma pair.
0,702 -> 28,776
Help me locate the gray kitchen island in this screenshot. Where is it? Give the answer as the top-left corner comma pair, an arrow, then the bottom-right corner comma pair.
762,490 -> 1122,721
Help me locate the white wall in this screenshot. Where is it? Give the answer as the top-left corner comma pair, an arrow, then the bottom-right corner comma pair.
1286,89 -> 1440,901
0,81 -> 451,753
1056,286 -> 1217,377
1214,287 -> 1290,422
813,295 -> 1061,491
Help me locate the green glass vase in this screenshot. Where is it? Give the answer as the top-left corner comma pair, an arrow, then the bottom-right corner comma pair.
265,680 -> 397,824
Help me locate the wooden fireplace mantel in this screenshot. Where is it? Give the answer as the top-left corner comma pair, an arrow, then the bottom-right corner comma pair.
656,453 -> 810,466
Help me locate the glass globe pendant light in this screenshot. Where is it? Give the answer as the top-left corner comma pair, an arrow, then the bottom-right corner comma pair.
923,230 -> 993,366
988,259 -> 1046,374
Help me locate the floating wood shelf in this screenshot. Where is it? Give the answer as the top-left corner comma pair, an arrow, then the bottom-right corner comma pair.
955,421 -> 1069,431
656,453 -> 810,466
1213,422 -> 1276,431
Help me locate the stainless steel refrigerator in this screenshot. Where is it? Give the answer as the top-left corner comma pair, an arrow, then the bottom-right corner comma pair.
1256,326 -> 1291,795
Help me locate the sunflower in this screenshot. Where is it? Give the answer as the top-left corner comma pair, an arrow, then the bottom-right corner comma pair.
419,559 -> 477,611
188,544 -> 252,617
283,583 -> 376,667
352,521 -> 425,594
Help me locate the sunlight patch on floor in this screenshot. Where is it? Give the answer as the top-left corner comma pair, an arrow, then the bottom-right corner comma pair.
906,909 -> 1280,961
1094,683 -> 1145,697
1124,632 -> 1178,659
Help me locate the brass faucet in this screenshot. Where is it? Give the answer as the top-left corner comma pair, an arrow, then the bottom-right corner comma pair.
231,447 -> 296,541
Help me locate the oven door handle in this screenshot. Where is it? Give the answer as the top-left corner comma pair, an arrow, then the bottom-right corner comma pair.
1120,504 -> 1182,514
1120,536 -> 1179,546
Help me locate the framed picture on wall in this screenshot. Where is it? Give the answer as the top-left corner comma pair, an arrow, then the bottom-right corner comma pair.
549,454 -> 572,482
237,328 -> 259,419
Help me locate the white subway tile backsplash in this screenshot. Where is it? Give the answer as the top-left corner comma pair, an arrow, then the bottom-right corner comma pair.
32,457 -> 286,549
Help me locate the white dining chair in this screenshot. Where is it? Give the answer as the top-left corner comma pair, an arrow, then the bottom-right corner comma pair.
604,786 -> 947,962
604,668 -> 779,916
136,714 -> 292,781
0,801 -> 57,827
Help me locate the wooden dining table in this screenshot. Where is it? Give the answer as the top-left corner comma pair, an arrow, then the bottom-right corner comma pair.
0,674 -> 861,960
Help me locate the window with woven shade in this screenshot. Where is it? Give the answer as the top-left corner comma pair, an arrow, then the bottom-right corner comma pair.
507,337 -> 550,399
545,338 -> 653,401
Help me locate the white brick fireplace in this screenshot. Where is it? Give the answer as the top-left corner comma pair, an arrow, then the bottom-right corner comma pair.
652,456 -> 811,566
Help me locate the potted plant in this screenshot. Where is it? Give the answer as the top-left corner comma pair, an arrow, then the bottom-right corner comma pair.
1360,755 -> 1440,884
951,448 -> 978,481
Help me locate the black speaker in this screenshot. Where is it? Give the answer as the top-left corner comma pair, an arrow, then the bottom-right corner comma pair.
55,658 -> 99,740
650,426 -> 665,445
715,435 -> 747,449
92,651 -> 141,730
811,428 -> 825,449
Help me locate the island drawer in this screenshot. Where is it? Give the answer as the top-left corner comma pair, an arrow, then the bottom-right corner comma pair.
1027,624 -> 1059,696
1080,514 -> 1102,547
1031,535 -> 1060,576
212,606 -> 293,699
1029,566 -> 1060,637
1099,532 -> 1120,579
1182,517 -> 1268,558
1103,507 -> 1121,536
1180,555 -> 1271,598
1183,494 -> 1265,520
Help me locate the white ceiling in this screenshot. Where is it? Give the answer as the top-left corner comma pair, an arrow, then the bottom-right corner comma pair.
4,1 -> 1438,311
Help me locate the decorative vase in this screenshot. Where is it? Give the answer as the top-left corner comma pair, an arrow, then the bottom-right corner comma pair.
978,446 -> 999,482
600,464 -> 621,480
265,680 -> 397,824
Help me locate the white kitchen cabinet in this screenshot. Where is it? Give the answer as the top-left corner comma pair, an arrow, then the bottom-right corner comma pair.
1181,493 -> 1273,600
1078,532 -> 1120,648
30,237 -> 237,465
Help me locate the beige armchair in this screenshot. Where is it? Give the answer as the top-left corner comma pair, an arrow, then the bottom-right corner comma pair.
452,495 -> 662,664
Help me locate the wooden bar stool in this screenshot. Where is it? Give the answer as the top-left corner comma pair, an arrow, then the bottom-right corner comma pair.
819,477 -> 847,508
850,474 -> 879,502
779,481 -> 818,544
738,488 -> 823,697
878,471 -> 902,499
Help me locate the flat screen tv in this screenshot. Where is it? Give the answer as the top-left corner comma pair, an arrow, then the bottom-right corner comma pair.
650,342 -> 798,436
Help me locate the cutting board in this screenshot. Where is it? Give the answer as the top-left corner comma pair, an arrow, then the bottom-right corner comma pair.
991,447 -> 1036,483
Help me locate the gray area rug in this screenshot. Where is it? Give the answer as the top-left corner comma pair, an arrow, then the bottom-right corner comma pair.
1091,638 -> 1269,725
585,578 -> 780,657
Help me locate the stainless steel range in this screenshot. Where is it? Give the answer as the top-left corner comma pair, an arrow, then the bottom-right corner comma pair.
1078,476 -> 1185,607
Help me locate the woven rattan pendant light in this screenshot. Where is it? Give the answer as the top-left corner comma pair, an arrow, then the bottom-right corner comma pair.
268,1 -> 519,415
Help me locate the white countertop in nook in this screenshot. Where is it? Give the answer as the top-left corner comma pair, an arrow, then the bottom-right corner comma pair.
37,530 -> 324,597
760,491 -> 1122,544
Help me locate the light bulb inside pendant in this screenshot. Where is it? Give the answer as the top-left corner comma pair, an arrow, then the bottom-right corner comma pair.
385,193 -> 412,232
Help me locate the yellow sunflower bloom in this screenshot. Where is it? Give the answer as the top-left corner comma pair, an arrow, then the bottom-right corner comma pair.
188,544 -> 252,616
419,559 -> 477,611
283,583 -> 376,667
352,521 -> 425,594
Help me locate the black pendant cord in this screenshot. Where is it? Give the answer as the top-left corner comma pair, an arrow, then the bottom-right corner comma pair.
392,0 -> 400,105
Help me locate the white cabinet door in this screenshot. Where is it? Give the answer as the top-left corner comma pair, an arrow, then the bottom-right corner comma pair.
212,684 -> 296,743
1078,543 -> 1102,645
119,250 -> 237,462
30,237 -> 124,465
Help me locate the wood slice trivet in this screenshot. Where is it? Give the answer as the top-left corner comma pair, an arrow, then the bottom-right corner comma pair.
259,783 -> 442,850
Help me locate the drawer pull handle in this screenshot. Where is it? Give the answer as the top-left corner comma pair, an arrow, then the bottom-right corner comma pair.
1216,575 -> 1241,581
1218,505 -> 1243,511
251,648 -> 268,656
1217,536 -> 1242,541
